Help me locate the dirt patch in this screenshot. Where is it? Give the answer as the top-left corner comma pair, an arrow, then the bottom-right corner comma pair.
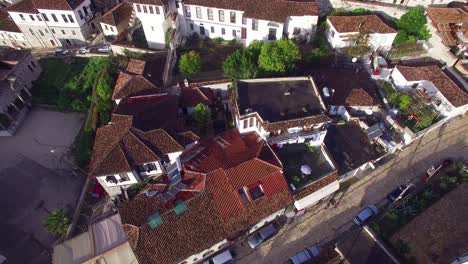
391,183 -> 468,264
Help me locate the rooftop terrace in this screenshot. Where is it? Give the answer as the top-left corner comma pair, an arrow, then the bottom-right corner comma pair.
236,77 -> 326,123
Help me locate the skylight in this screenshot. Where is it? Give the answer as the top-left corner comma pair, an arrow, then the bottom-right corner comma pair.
174,200 -> 187,216
148,212 -> 163,229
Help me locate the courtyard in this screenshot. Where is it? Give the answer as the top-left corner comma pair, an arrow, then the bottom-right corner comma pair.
0,109 -> 85,264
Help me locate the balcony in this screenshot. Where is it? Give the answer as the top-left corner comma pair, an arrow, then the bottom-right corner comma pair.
268,128 -> 325,146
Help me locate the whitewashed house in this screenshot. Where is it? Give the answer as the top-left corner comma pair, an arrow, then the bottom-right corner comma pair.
232,77 -> 331,146
326,15 -> 397,51
177,0 -> 319,46
368,0 -> 453,7
391,64 -> 468,118
6,0 -> 99,48
0,11 -> 31,48
99,2 -> 134,37
131,0 -> 177,49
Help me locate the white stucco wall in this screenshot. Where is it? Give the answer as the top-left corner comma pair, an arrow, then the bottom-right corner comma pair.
177,239 -> 230,264
0,30 -> 30,48
294,180 -> 339,210
133,2 -> 167,49
249,208 -> 286,233
100,22 -> 117,36
285,15 -> 318,40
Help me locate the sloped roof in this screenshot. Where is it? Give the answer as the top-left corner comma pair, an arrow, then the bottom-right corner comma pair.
126,59 -> 146,75
184,0 -> 319,23
328,15 -> 397,34
426,7 -> 468,24
7,0 -> 86,12
180,87 -> 215,107
120,129 -> 292,264
0,11 -> 22,33
88,120 -> 161,177
112,72 -> 158,100
396,65 -> 468,107
100,2 -> 133,26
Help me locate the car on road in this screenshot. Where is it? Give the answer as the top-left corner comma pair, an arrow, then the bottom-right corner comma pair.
247,223 -> 278,249
387,184 -> 415,203
50,49 -> 71,56
202,250 -> 234,264
78,47 -> 90,54
97,45 -> 111,53
289,244 -> 319,264
353,205 -> 378,226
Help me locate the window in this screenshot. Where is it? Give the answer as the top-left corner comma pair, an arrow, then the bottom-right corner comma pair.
249,184 -> 264,200
143,5 -> 148,13
185,6 -> 191,17
51,14 -> 58,22
268,28 -> 277,40
104,24 -> 108,30
148,212 -> 163,229
29,15 -> 35,21
196,7 -> 201,19
29,28 -> 34,35
242,119 -> 248,128
83,6 -> 89,16
36,14 -> 42,21
331,30 -> 335,38
110,27 -> 114,32
62,14 -> 68,23
232,29 -> 236,37
31,61 -> 36,67
221,28 -> 225,35
72,30 -> 76,35
38,30 -> 44,36
2,41 -> 6,45
200,26 -> 205,35
155,6 -> 160,14
51,29 -> 56,34
242,15 -> 247,25
219,10 -> 224,22
118,173 -> 130,182
290,27 -> 300,36
27,64 -> 33,72
211,26 -> 214,33
248,117 -> 254,127
151,26 -> 154,31
239,187 -> 250,204
14,35 -> 18,39
68,15 -> 74,23
42,13 -> 49,22
78,10 -> 83,19
207,8 -> 213,20
61,29 -> 66,35
20,14 -> 25,21
149,6 -> 154,14
106,175 -> 118,184
252,19 -> 258,31
190,23 -> 194,31
230,11 -> 236,23
44,29 -> 48,33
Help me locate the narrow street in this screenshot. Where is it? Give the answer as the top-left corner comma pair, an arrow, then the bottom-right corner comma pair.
236,115 -> 468,264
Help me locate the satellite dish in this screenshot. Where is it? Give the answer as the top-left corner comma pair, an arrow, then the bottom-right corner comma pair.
352,57 -> 358,63
365,109 -> 373,115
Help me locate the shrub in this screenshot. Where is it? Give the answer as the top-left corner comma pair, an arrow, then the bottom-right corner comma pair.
258,39 -> 301,75
179,51 -> 201,78
192,103 -> 211,129
393,7 -> 431,45
291,176 -> 301,185
223,48 -> 260,80
388,93 -> 412,110
45,209 -> 70,235
345,45 -> 371,57
331,8 -> 372,16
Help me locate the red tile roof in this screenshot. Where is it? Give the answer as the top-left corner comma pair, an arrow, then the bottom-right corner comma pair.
396,65 -> 468,107
426,7 -> 468,24
180,87 -> 214,107
112,72 -> 158,100
126,59 -> 146,75
328,15 -> 397,34
7,0 -> 86,12
0,11 -> 22,33
184,0 -> 319,23
100,2 -> 133,27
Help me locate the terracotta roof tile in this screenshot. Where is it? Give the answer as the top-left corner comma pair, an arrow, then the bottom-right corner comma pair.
184,0 -> 318,23
0,11 -> 22,33
100,2 -> 133,26
143,129 -> 184,154
265,115 -> 331,132
396,65 -> 468,107
112,72 -> 158,100
180,87 -> 213,107
6,0 -> 38,13
426,7 -> 468,24
293,172 -> 338,200
126,59 -> 146,75
328,15 -> 397,34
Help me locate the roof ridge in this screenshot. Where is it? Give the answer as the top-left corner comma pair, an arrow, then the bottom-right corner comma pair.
128,127 -> 162,160
145,128 -> 184,151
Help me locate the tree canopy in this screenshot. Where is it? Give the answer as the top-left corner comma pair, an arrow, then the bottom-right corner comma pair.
179,51 -> 201,78
45,209 -> 70,235
394,7 -> 431,45
258,39 -> 301,74
192,103 -> 211,129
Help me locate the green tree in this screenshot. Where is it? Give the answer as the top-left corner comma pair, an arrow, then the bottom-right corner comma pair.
192,103 -> 211,129
397,7 -> 427,36
45,209 -> 70,235
223,48 -> 259,80
179,51 -> 201,78
388,93 -> 412,110
414,107 -> 436,129
258,39 -> 301,74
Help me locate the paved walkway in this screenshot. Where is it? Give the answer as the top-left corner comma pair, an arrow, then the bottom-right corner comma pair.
236,115 -> 468,264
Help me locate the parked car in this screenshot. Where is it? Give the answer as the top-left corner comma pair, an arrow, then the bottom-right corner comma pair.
97,45 -> 111,53
202,250 -> 234,264
78,47 -> 90,54
387,184 -> 415,203
53,49 -> 71,56
424,159 -> 453,182
353,205 -> 378,226
290,244 -> 319,264
247,223 -> 278,249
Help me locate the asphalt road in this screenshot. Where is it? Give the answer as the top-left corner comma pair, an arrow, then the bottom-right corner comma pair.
236,115 -> 468,264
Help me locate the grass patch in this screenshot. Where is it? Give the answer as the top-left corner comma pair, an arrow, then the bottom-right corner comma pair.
388,43 -> 426,60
